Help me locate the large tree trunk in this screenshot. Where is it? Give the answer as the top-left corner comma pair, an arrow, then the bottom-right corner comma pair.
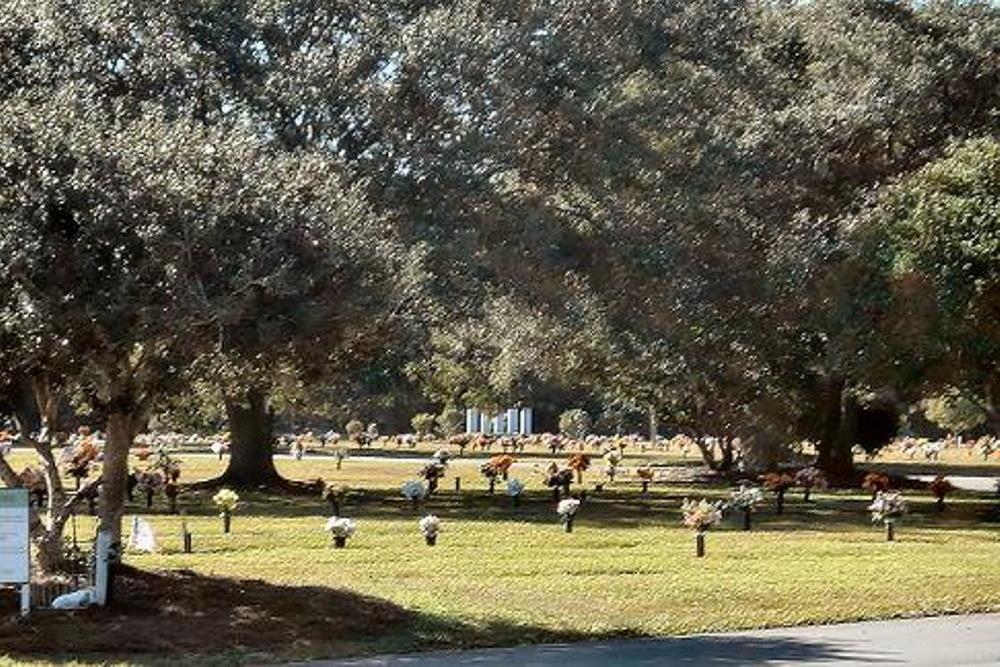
99,412 -> 137,550
816,375 -> 856,479
985,373 -> 1000,437
220,388 -> 282,489
648,405 -> 658,444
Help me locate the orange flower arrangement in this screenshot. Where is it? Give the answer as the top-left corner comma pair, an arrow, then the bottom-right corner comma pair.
760,472 -> 795,492
760,472 -> 795,514
862,472 -> 891,499
635,466 -> 654,493
567,453 -> 591,483
929,474 -> 954,511
489,454 -> 516,477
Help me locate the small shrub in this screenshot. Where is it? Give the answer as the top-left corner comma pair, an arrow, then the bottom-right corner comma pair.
437,408 -> 465,437
559,409 -> 591,440
411,413 -> 436,438
345,420 -> 364,440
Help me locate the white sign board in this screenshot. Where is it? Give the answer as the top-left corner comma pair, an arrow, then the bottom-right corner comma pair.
0,489 -> 30,583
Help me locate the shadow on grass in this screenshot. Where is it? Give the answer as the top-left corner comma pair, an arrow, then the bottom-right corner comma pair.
0,567 -> 654,666
133,481 -> 1000,536
324,631 -> 897,666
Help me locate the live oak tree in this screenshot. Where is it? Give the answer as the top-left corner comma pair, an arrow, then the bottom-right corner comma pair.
0,82 -> 413,543
869,138 -> 1000,436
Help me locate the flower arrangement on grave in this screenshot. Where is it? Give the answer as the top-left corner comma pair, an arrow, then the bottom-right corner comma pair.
862,472 -> 891,500
345,419 -> 365,444
419,515 -> 441,546
977,437 -> 996,461
322,482 -> 350,515
928,474 -> 954,512
682,498 -> 724,532
210,439 -> 229,460
868,491 -> 907,541
19,466 -> 47,507
760,472 -> 795,514
401,479 -> 427,508
135,470 -> 165,508
506,478 -> 525,507
334,448 -> 349,470
544,463 -> 574,501
449,433 -> 473,456
480,460 -> 499,494
65,438 -> 100,489
151,447 -> 182,483
213,489 -> 239,533
794,466 -> 828,502
164,480 -> 180,514
489,454 -> 516,480
635,466 -> 655,494
603,449 -> 622,481
567,453 -> 591,483
669,434 -> 697,458
681,498 -> 724,557
557,498 -> 581,532
418,461 -> 448,494
326,517 -> 357,548
728,484 -> 764,531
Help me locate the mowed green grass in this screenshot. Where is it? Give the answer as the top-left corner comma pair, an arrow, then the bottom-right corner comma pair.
6,448 -> 1000,662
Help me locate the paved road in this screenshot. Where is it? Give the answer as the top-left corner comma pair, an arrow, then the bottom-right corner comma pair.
298,613 -> 1000,666
910,474 -> 998,493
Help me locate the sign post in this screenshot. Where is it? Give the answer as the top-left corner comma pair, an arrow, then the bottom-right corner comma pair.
0,489 -> 30,617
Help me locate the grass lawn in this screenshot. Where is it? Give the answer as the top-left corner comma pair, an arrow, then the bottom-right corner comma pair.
2,449 -> 999,665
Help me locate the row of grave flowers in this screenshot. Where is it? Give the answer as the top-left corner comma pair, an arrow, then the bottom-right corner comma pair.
207,482 -> 913,555
683,487 -> 911,557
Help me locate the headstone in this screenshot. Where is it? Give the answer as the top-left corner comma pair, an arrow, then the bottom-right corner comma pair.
127,516 -> 157,553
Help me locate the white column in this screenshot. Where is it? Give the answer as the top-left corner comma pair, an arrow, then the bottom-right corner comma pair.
506,408 -> 519,435
519,408 -> 533,435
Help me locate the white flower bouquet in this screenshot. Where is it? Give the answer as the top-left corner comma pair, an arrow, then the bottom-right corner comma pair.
682,498 -> 723,557
728,484 -> 763,531
419,515 -> 441,545
728,484 -> 764,510
869,491 -> 907,541
401,479 -> 427,507
213,488 -> 239,533
557,498 -> 581,532
326,516 -> 357,548
681,498 -> 723,533
506,478 -> 525,507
